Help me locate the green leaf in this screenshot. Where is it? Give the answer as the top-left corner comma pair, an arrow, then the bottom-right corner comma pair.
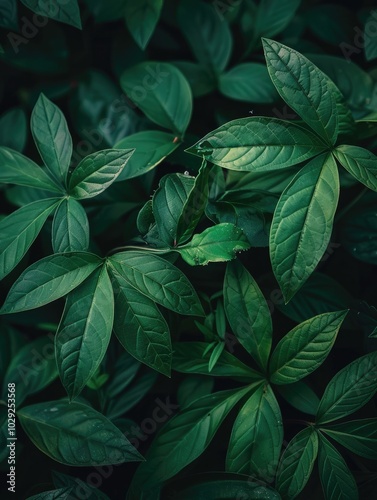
208,342 -> 225,372
255,0 -> 301,39
124,0 -> 163,50
365,11 -> 377,61
187,117 -> 327,171
176,160 -> 211,245
224,260 -> 272,371
219,63 -> 278,103
0,252 -> 102,314
0,198 -> 60,280
68,149 -> 134,199
276,427 -> 318,499
226,384 -> 283,481
26,487 -> 74,500
20,0 -> 82,29
108,251 -> 204,316
129,386 -> 252,494
177,0 -> 232,73
172,61 -> 216,97
17,400 -> 143,466
31,93 -> 72,184
0,147 -> 63,193
52,470 -> 111,500
262,39 -> 338,145
316,351 -> 377,424
0,108 -> 27,152
56,266 -> 114,400
177,223 -> 250,266
270,153 -> 339,302
333,145 -> 377,191
114,131 -> 179,181
52,198 -> 89,253
172,342 -> 263,381
0,0 -> 18,30
152,173 -> 195,246
269,310 -> 348,384
2,337 -> 58,408
112,275 -> 172,376
120,62 -> 192,135
321,419 -> 377,460
277,381 -> 320,415
177,375 -> 214,409
318,433 -> 358,500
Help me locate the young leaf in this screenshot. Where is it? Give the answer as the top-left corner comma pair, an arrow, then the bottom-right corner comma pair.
321,419 -> 377,459
20,0 -> 82,29
31,93 -> 73,184
112,276 -> 172,376
152,173 -> 195,246
318,433 -> 358,500
208,342 -> 225,372
176,160 -> 211,245
316,351 -> 377,424
2,337 -> 58,408
52,197 -> 89,253
177,223 -> 250,266
120,62 -> 192,135
270,153 -> 339,302
55,266 -> 114,400
187,117 -> 327,171
0,253 -> 102,314
269,310 -> 348,384
68,149 -> 134,199
224,260 -> 272,371
172,342 -> 263,381
0,198 -> 60,280
333,145 -> 377,191
0,147 -> 63,193
129,386 -> 252,494
276,427 -> 319,499
177,0 -> 232,73
277,381 -> 320,415
262,39 -> 338,145
114,131 -> 179,181
17,400 -> 143,466
226,384 -> 283,481
219,63 -> 278,103
108,251 -> 204,316
124,0 -> 164,50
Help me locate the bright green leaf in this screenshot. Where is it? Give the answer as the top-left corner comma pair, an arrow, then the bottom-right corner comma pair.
17,400 -> 143,466
124,0 -> 164,50
224,260 -> 272,371
0,252 -> 102,314
55,266 -> 114,400
269,310 -> 348,384
270,153 -> 339,302
52,197 -> 89,253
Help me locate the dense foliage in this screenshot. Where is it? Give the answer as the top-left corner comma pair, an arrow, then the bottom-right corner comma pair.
1,0 -> 377,499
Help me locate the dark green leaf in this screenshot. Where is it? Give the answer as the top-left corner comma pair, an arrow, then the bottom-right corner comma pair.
277,381 -> 320,415
108,251 -> 204,316
365,11 -> 377,61
172,62 -> 216,97
333,145 -> 377,191
0,108 -> 27,152
112,275 -> 172,376
318,433 -> 358,500
120,62 -> 192,135
31,93 -> 72,184
321,419 -> 377,459
187,117 -> 327,171
276,427 -> 318,499
177,223 -> 250,266
316,351 -> 377,424
17,400 -> 143,465
52,198 -> 89,253
26,487 -> 73,500
262,39 -> 338,145
224,260 -> 272,371
0,0 -> 18,30
56,266 -> 114,400
270,153 -> 339,302
0,198 -> 60,280
124,0 -> 163,50
115,131 -> 179,181
177,375 -> 214,409
0,252 -> 102,314
269,311 -> 348,384
255,0 -> 301,39
226,384 -> 283,481
21,0 -> 82,29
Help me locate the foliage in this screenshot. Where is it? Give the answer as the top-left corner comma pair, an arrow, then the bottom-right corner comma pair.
0,1 -> 377,499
